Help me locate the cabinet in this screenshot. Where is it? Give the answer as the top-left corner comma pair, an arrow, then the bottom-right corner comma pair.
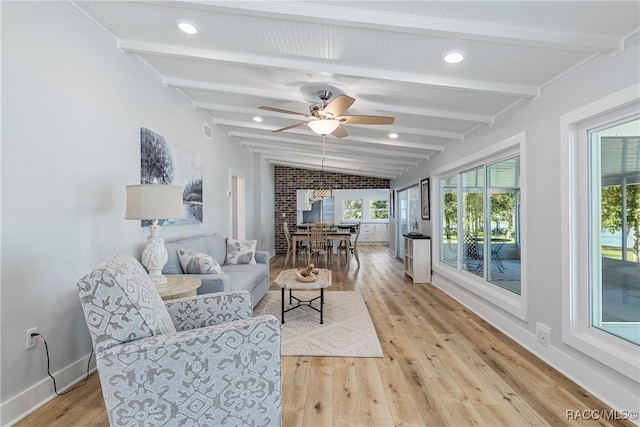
359,223 -> 389,243
296,189 -> 312,211
403,235 -> 431,283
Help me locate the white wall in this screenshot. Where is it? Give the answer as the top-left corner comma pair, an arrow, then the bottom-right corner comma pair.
391,34 -> 640,413
0,2 -> 273,424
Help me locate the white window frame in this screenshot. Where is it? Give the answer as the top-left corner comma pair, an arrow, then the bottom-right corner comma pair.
369,199 -> 389,220
432,132 -> 527,320
342,198 -> 363,222
560,83 -> 640,381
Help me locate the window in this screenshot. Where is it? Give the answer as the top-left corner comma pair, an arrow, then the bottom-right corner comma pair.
589,118 -> 639,345
370,200 -> 389,219
439,157 -> 521,293
343,199 -> 362,220
561,84 -> 639,380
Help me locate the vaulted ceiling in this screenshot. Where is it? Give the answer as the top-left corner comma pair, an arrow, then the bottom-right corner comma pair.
72,1 -> 639,179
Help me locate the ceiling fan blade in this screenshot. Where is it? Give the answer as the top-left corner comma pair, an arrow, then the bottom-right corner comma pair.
259,106 -> 309,117
338,115 -> 395,125
322,94 -> 355,118
272,122 -> 309,132
331,124 -> 348,139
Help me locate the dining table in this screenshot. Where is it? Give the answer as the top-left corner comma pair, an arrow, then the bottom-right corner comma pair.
291,230 -> 352,266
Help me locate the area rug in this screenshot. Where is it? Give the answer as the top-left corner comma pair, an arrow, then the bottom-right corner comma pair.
254,290 -> 384,358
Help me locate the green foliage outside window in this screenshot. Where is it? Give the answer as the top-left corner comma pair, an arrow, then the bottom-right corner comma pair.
601,184 -> 639,262
370,200 -> 389,219
344,199 -> 363,220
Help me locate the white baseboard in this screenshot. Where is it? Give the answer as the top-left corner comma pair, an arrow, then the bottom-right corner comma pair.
431,273 -> 639,425
1,353 -> 96,427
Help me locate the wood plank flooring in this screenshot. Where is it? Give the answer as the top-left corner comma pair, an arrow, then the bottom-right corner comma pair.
15,244 -> 633,427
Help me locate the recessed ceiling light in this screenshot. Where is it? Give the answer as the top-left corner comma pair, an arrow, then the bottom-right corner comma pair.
443,51 -> 465,64
253,116 -> 263,122
177,20 -> 199,35
388,133 -> 399,139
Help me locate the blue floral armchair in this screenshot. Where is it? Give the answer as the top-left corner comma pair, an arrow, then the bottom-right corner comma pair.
76,252 -> 281,426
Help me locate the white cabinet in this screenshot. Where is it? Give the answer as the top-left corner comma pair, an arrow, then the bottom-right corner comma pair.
359,223 -> 388,243
296,189 -> 312,211
403,235 -> 431,283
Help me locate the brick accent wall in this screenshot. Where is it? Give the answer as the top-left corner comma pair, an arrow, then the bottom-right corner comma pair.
274,166 -> 389,254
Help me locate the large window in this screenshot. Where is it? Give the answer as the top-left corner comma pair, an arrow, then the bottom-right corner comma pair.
589,118 -> 639,345
561,84 -> 639,380
439,156 -> 521,294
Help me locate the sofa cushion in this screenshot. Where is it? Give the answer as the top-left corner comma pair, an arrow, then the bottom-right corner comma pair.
225,238 -> 257,265
177,249 -> 222,274
163,237 -> 208,274
199,233 -> 228,266
77,253 -> 176,352
221,263 -> 268,293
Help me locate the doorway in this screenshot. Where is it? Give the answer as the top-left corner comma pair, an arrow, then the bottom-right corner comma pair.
229,169 -> 246,240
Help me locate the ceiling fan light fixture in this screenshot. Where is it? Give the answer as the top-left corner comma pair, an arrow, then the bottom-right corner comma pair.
443,50 -> 465,64
308,119 -> 340,135
176,20 -> 199,34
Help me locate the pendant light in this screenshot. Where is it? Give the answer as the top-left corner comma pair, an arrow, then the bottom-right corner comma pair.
313,135 -> 332,198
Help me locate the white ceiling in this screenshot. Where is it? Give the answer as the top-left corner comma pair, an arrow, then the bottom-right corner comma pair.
72,1 -> 639,179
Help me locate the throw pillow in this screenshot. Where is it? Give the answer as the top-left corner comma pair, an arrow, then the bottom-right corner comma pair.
177,249 -> 222,274
225,238 -> 257,265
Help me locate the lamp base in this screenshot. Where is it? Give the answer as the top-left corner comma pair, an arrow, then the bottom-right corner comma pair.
141,221 -> 168,286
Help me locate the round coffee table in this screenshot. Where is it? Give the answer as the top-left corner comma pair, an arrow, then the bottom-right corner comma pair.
273,268 -> 332,324
156,275 -> 202,300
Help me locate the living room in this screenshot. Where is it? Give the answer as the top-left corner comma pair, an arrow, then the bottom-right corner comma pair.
2,2 -> 639,426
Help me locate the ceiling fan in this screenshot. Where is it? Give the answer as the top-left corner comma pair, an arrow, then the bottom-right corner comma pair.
259,90 -> 395,138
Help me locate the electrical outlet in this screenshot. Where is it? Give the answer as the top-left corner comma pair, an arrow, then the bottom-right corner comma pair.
536,323 -> 550,347
26,327 -> 38,350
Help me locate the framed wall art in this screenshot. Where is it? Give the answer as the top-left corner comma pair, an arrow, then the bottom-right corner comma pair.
421,178 -> 430,220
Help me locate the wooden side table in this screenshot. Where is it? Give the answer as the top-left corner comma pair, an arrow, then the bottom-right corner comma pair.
156,275 -> 202,300
274,268 -> 332,324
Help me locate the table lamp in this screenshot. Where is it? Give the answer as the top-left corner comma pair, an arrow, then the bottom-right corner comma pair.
125,184 -> 185,285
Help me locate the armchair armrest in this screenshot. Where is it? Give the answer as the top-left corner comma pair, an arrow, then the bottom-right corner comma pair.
164,290 -> 253,331
96,315 -> 281,427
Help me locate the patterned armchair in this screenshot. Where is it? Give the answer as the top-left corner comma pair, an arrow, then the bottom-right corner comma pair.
76,252 -> 281,427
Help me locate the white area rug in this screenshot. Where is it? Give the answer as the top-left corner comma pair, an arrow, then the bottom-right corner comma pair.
254,290 -> 384,358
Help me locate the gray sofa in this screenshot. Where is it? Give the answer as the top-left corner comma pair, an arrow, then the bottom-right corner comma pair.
162,233 -> 269,307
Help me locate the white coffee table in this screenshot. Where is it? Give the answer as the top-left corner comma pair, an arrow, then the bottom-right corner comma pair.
273,268 -> 332,324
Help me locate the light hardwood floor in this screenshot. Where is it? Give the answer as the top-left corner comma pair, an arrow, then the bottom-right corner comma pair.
16,244 -> 633,427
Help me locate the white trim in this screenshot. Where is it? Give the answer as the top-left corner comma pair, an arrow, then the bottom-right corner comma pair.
431,132 -> 527,320
560,83 -> 640,382
228,168 -> 246,240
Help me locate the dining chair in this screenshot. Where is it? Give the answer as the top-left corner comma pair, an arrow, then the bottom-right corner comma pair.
308,222 -> 331,267
283,221 -> 307,267
338,222 -> 361,267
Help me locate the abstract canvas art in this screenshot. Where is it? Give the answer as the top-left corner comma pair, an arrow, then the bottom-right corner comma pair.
140,127 -> 202,225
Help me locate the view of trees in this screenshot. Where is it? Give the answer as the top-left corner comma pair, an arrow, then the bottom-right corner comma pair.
601,184 -> 639,262
370,200 -> 389,219
344,200 -> 362,220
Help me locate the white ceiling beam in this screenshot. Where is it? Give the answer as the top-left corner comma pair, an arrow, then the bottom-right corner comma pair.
241,141 -> 417,166
199,103 -> 466,140
181,1 -> 621,52
229,131 -> 432,158
261,153 -> 404,175
244,146 -> 415,170
178,79 -> 492,124
229,131 -> 432,159
229,129 -> 444,151
266,158 -> 397,179
120,40 -> 538,97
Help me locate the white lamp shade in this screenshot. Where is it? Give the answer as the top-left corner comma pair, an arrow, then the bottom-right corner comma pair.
125,184 -> 185,220
308,119 -> 340,135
